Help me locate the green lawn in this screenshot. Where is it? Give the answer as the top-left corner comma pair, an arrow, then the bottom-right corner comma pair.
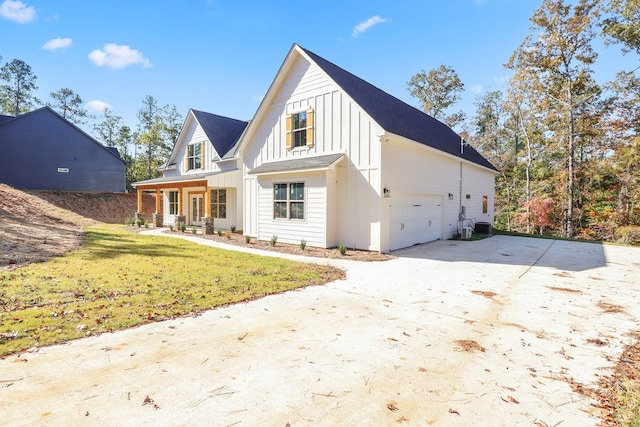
0,225 -> 344,357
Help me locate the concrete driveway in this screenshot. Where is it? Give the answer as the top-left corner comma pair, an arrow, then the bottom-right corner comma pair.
1,235 -> 639,426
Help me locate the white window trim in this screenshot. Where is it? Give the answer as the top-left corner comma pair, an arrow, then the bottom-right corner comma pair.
273,182 -> 305,221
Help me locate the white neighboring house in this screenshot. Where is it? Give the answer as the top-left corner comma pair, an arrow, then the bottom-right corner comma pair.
238,44 -> 498,253
132,109 -> 248,230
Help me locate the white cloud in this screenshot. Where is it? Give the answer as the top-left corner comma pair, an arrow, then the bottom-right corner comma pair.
352,15 -> 388,38
42,37 -> 72,52
86,100 -> 112,113
470,85 -> 483,94
88,43 -> 151,69
0,0 -> 36,23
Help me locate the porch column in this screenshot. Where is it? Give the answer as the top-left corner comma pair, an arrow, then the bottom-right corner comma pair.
136,188 -> 143,214
178,189 -> 183,216
152,188 -> 163,227
202,187 -> 214,234
134,188 -> 144,222
204,187 -> 211,217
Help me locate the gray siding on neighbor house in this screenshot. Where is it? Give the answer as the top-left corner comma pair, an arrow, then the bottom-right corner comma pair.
0,108 -> 126,192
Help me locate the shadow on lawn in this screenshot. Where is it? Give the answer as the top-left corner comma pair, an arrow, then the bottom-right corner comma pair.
81,228 -> 199,261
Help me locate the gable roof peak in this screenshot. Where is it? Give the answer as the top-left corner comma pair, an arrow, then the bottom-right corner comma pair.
295,45 -> 497,172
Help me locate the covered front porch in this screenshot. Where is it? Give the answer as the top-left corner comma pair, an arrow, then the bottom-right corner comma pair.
131,171 -> 242,234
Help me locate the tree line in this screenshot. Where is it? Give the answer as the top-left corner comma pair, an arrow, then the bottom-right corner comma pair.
0,54 -> 182,192
407,0 -> 639,243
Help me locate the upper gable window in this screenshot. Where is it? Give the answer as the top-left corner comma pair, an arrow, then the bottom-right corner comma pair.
186,142 -> 204,171
286,108 -> 314,150
292,111 -> 307,148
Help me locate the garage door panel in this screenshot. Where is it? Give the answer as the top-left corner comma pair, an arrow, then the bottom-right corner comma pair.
390,193 -> 442,251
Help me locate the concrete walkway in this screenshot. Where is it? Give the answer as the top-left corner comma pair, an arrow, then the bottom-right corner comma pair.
1,234 -> 639,426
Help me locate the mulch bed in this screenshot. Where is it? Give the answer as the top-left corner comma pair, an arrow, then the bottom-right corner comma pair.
156,228 -> 394,262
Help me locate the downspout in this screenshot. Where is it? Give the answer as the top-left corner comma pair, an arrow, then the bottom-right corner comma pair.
458,136 -> 464,234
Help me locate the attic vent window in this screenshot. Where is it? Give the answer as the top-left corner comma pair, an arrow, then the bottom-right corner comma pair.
286,108 -> 314,150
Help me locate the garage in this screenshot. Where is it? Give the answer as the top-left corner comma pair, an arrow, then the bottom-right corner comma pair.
389,193 -> 443,251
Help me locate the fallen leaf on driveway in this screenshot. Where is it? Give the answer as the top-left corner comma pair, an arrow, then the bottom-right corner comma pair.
387,401 -> 399,411
501,395 -> 519,404
449,408 -> 460,416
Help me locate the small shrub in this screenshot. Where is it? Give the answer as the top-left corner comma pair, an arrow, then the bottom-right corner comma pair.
231,225 -> 236,232
169,224 -> 174,231
225,230 -> 232,239
300,239 -> 306,250
270,235 -> 278,246
338,243 -> 347,256
245,235 -> 252,244
136,219 -> 143,228
217,228 -> 222,236
179,221 -> 186,232
124,217 -> 136,226
191,226 -> 197,234
144,222 -> 149,228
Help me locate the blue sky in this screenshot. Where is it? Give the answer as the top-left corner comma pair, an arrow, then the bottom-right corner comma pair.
0,0 -> 635,135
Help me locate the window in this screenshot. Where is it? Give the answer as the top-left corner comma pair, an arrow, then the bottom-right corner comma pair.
482,195 -> 488,214
186,142 -> 203,170
168,191 -> 179,215
291,111 -> 307,148
286,108 -> 314,150
274,183 -> 304,220
210,189 -> 227,219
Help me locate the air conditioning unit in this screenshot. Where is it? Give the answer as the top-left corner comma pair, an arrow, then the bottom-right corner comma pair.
462,227 -> 473,240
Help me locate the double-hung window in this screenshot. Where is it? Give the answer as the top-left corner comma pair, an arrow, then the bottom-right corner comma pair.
186,142 -> 203,170
210,189 -> 227,219
168,191 -> 179,215
274,183 -> 304,220
291,111 -> 307,148
286,108 -> 314,150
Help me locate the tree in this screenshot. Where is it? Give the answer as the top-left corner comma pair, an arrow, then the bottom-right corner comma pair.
506,0 -> 601,238
134,95 -> 183,181
93,108 -> 124,148
0,59 -> 39,116
407,64 -> 466,129
48,88 -> 88,125
602,0 -> 640,54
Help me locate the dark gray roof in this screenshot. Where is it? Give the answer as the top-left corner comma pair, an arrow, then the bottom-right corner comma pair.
0,115 -> 13,125
191,109 -> 248,158
300,47 -> 498,172
132,169 -> 236,187
106,147 -> 121,158
249,153 -> 344,175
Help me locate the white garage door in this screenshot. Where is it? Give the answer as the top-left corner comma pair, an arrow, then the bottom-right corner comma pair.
390,193 -> 443,251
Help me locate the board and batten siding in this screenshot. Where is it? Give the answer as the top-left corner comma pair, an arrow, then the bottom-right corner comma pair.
380,135 -> 495,249
243,52 -> 384,250
166,117 -> 225,177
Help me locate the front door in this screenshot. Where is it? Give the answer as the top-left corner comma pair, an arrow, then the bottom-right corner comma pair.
190,195 -> 204,225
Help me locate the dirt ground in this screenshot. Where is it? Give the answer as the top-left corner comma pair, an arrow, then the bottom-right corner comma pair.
0,183 -> 638,425
0,185 -> 156,269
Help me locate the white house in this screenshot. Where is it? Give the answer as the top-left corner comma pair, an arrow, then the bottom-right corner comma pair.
132,109 -> 248,231
133,44 -> 497,253
237,44 -> 497,253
